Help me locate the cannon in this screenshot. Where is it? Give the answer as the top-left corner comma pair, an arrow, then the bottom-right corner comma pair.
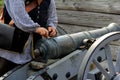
1,23 -> 120,80
34,23 -> 120,59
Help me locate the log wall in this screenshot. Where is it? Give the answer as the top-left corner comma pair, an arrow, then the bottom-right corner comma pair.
55,0 -> 120,33
55,0 -> 120,57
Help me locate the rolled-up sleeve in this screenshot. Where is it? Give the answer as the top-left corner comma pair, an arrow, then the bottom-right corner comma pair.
4,0 -> 40,32
47,0 -> 58,28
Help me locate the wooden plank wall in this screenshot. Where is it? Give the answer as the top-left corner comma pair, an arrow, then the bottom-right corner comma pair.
55,0 -> 120,33
55,0 -> 120,57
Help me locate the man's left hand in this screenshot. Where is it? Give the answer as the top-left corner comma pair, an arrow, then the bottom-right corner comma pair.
48,26 -> 57,37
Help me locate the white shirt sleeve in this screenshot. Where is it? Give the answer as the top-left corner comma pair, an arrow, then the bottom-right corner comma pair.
4,0 -> 58,32
47,0 -> 58,28
4,0 -> 40,32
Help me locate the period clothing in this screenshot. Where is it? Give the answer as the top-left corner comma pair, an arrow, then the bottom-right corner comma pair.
0,0 -> 58,64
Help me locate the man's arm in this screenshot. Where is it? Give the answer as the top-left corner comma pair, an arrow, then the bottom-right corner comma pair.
47,0 -> 58,37
4,0 -> 40,32
4,0 -> 49,37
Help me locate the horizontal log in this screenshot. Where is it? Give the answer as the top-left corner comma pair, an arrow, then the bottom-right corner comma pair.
58,24 -> 98,34
55,0 -> 120,14
57,10 -> 120,28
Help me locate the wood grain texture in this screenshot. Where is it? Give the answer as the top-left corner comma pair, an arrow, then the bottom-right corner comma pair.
55,0 -> 120,14
58,24 -> 98,34
57,10 -> 120,28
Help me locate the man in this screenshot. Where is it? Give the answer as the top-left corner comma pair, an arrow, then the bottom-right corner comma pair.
0,0 -> 58,76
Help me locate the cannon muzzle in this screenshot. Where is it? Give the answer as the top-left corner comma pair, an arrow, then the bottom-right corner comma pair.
35,23 -> 120,59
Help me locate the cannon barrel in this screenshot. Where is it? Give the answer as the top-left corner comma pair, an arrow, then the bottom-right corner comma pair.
35,23 -> 120,59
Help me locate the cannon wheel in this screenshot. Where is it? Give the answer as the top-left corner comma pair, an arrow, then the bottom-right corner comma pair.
77,32 -> 120,80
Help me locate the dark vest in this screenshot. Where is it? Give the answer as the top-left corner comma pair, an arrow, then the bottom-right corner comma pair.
4,0 -> 51,52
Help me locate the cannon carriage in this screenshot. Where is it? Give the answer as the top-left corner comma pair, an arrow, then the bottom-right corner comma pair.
0,23 -> 120,80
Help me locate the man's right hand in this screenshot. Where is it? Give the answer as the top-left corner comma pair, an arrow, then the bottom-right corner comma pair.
35,27 -> 49,38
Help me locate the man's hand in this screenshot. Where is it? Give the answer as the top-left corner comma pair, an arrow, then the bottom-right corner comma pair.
35,27 -> 49,38
48,26 -> 57,37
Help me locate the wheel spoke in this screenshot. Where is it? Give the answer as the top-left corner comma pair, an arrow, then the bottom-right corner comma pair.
104,45 -> 116,77
93,59 -> 110,80
77,32 -> 120,80
115,48 -> 120,73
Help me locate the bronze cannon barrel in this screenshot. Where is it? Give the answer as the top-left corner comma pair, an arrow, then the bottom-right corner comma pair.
35,23 -> 120,59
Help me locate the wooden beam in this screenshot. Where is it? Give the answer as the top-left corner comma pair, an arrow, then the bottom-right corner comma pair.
58,24 -> 98,34
57,10 -> 120,28
55,0 -> 120,14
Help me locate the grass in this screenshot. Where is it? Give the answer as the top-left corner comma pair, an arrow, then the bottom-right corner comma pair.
0,0 -> 4,7
0,0 -> 4,14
